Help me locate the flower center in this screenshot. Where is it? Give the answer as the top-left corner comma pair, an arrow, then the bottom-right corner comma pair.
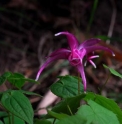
68,49 -> 85,66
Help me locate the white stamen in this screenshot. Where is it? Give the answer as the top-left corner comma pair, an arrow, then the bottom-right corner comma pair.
112,53 -> 115,56
89,60 -> 97,68
89,55 -> 99,59
54,33 -> 60,36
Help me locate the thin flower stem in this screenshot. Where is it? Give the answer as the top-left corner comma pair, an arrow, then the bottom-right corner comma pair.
100,72 -> 111,94
78,73 -> 80,95
67,104 -> 73,115
87,0 -> 98,33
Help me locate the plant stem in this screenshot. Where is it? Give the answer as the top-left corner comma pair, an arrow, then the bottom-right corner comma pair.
8,112 -> 11,124
12,114 -> 14,124
67,104 -> 73,115
86,0 -> 99,33
100,72 -> 111,94
53,118 -> 56,124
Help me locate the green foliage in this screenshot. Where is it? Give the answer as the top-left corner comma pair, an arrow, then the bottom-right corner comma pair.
0,72 -> 11,85
0,70 -> 122,124
56,115 -> 86,124
1,90 -> 34,124
77,100 -> 119,124
47,110 -> 69,120
51,75 -> 84,98
7,72 -> 26,89
34,119 -> 52,124
95,35 -> 122,42
0,72 -> 38,89
45,92 -> 121,124
103,64 -> 122,78
3,116 -> 25,124
84,92 -> 122,123
0,111 -> 8,118
20,90 -> 42,97
50,94 -> 85,115
0,121 -> 4,124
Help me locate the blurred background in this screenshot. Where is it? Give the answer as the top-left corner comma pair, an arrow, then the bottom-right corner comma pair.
0,0 -> 122,114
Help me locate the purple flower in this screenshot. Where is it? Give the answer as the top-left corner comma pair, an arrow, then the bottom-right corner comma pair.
36,32 -> 115,92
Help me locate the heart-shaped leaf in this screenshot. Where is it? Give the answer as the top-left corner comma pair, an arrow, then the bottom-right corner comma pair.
51,75 -> 84,98
84,92 -> 122,123
56,114 -> 86,124
77,100 -> 119,124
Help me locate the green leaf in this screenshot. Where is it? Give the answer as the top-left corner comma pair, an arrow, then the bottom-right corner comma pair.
84,92 -> 122,123
34,119 -> 52,124
0,72 -> 11,85
47,110 -> 69,120
0,121 -> 4,124
7,72 -> 38,89
103,64 -> 122,78
51,94 -> 85,115
0,111 -> 8,118
95,35 -> 122,42
51,75 -> 84,98
19,90 -> 42,97
23,78 -> 38,84
7,73 -> 25,89
77,100 -> 119,124
1,90 -> 34,124
56,114 -> 86,124
45,95 -> 85,119
3,115 -> 25,124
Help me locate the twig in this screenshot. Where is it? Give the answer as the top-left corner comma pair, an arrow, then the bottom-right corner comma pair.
38,32 -> 53,64
106,0 -> 117,44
